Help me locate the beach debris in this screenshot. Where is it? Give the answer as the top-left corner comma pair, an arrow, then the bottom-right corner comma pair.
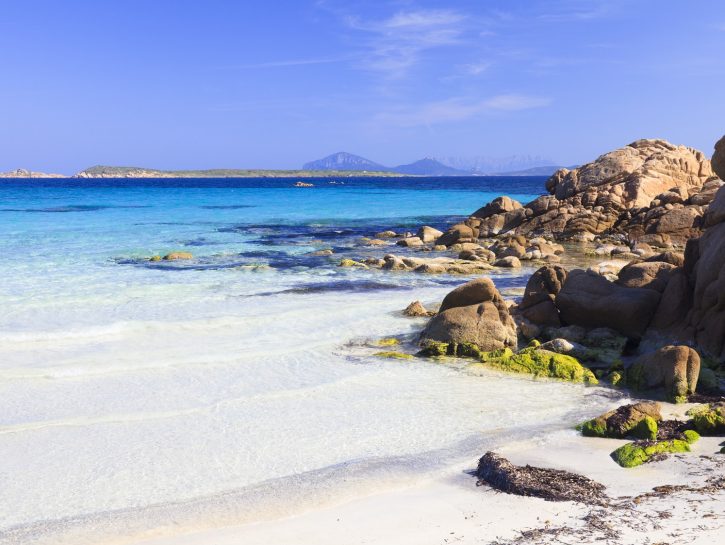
475,452 -> 607,505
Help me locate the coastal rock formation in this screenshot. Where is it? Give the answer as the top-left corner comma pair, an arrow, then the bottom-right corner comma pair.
421,278 -> 517,351
627,345 -> 701,401
440,139 -> 718,245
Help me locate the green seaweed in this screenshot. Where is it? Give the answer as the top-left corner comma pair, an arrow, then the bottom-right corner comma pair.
418,340 -> 450,357
688,404 -> 725,435
682,430 -> 700,444
376,338 -> 400,347
579,418 -> 608,437
611,439 -> 690,468
374,351 -> 413,360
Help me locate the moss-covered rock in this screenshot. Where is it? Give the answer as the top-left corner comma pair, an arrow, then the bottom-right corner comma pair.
609,371 -> 624,387
475,347 -> 597,384
682,429 -> 700,444
373,351 -> 413,360
688,402 -> 725,435
339,258 -> 368,268
611,439 -> 690,468
578,402 -> 661,439
418,340 -> 450,356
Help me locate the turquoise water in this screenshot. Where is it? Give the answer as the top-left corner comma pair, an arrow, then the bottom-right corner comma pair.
0,178 -> 617,544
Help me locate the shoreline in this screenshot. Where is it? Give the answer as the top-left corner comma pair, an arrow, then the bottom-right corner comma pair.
126,403 -> 725,545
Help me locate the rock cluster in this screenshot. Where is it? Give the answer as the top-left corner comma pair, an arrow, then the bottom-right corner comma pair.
439,139 -> 720,246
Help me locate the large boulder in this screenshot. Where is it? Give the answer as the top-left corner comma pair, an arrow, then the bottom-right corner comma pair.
555,269 -> 661,339
421,278 -> 517,351
627,345 -> 700,401
684,189 -> 725,362
519,265 -> 567,327
436,223 -> 475,246
616,261 -> 677,292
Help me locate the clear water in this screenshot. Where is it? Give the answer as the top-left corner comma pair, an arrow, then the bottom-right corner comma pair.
0,177 -> 620,544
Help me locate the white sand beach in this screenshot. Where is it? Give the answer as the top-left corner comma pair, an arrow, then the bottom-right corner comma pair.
127,404 -> 724,545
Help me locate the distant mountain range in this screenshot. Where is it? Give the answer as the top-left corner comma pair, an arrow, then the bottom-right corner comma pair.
303,152 -> 565,176
0,154 -> 569,179
303,152 -> 468,176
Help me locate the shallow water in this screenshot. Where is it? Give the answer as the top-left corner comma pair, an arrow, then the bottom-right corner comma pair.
0,177 -> 619,544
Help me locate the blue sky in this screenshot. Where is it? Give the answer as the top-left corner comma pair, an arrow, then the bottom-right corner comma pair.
1,0 -> 724,173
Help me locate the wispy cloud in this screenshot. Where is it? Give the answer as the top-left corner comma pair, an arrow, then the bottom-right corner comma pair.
373,94 -> 551,127
537,0 -> 614,22
463,61 -> 492,76
344,9 -> 466,76
217,57 -> 350,70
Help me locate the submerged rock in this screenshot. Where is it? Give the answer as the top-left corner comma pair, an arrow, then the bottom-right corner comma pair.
163,251 -> 193,260
475,452 -> 607,504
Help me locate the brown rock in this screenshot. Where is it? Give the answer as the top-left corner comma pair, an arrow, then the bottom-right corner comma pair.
616,261 -> 676,292
519,265 -> 567,327
422,278 -> 517,351
436,223 -> 474,246
555,269 -> 661,339
712,134 -> 725,180
403,300 -> 433,317
417,226 -> 443,243
627,345 -> 700,401
472,196 -> 522,219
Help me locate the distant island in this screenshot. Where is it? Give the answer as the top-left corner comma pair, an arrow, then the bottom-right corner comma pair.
0,152 -> 569,179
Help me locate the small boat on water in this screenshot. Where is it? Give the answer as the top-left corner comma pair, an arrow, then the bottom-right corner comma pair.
294,181 -> 314,187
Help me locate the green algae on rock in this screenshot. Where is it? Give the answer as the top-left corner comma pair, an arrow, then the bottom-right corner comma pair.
682,429 -> 700,444
338,258 -> 368,268
611,439 -> 690,468
578,402 -> 661,439
687,402 -> 725,435
373,351 -> 414,360
420,341 -> 598,384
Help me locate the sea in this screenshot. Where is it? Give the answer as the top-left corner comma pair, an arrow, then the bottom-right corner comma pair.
0,177 -> 618,544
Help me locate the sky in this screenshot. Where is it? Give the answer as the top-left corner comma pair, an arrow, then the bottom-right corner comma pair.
1,0 -> 724,173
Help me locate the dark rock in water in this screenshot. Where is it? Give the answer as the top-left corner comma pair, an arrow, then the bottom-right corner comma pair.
475,452 -> 607,505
